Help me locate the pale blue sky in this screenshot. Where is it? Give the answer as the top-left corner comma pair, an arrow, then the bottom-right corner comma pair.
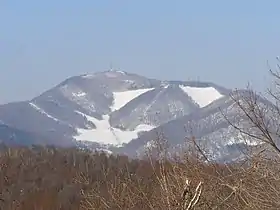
1,1 -> 280,104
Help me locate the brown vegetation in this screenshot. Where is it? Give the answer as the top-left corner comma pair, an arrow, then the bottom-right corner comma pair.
0,145 -> 279,210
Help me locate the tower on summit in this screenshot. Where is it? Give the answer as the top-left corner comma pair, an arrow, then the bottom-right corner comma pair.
109,63 -> 114,71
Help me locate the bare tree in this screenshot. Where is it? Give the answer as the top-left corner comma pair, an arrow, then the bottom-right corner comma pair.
223,57 -> 280,155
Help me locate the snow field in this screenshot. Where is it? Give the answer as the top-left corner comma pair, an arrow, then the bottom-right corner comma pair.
179,85 -> 223,107
74,111 -> 155,146
111,88 -> 154,111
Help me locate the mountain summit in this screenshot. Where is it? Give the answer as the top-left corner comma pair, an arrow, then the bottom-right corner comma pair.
0,70 -> 253,161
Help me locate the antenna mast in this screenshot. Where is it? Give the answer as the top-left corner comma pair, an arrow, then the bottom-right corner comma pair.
109,62 -> 114,71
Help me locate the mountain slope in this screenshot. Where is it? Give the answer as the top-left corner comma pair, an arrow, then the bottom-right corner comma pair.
121,91 -> 276,162
0,123 -> 47,146
0,70 -> 233,154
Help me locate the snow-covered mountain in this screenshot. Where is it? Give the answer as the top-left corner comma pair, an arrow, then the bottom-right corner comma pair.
121,90 -> 279,162
0,69 -> 264,162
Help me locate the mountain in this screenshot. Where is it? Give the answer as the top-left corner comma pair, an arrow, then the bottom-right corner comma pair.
0,69 -> 266,162
121,90 -> 277,162
0,123 -> 45,146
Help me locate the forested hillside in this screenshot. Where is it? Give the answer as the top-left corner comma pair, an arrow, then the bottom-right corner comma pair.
0,145 -> 279,210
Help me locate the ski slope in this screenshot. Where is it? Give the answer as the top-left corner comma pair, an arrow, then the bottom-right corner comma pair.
74,111 -> 155,146
179,85 -> 223,107
111,88 -> 154,111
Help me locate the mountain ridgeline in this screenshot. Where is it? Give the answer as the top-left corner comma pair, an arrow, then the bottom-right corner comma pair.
0,70 -> 267,162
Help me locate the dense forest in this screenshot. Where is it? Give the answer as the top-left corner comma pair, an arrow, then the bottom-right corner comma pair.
0,144 -> 279,210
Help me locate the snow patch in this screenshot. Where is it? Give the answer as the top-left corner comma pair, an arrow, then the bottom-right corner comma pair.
72,91 -> 86,97
29,103 -> 60,122
115,70 -> 126,75
111,88 -> 154,111
74,111 -> 155,146
124,79 -> 135,84
179,85 -> 223,107
81,74 -> 95,78
144,140 -> 157,149
95,148 -> 113,155
227,133 -> 260,146
135,124 -> 155,131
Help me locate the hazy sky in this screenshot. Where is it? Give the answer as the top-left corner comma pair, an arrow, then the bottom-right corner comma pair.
1,1 -> 280,104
